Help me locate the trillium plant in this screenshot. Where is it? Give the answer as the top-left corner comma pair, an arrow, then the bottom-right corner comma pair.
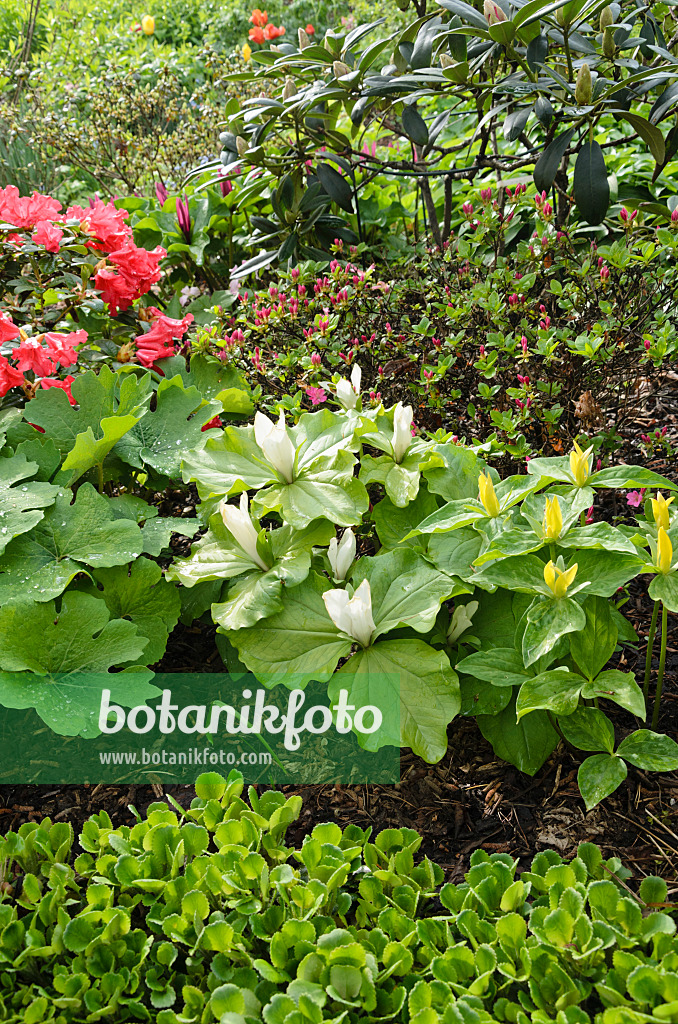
166,398 -> 678,808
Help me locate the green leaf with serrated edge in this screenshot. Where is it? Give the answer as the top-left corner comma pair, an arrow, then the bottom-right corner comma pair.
59,414 -> 141,485
330,639 -> 460,763
570,595 -> 618,680
477,697 -> 558,776
581,670 -> 645,719
0,483 -> 143,604
188,353 -> 253,406
617,731 -> 678,771
422,443 -> 485,501
455,649 -> 529,687
0,454 -> 60,554
578,754 -> 627,810
558,706 -> 615,753
17,365 -> 151,456
10,438 -> 61,481
140,517 -> 199,557
228,572 -> 352,687
590,466 -> 677,490
255,452 -> 369,530
0,593 -> 155,736
649,572 -> 678,613
92,558 -> 181,665
115,376 -> 220,479
569,549 -> 644,597
523,597 -> 586,667
351,547 -> 465,638
373,488 -> 438,550
427,526 -> 483,579
516,669 -> 583,720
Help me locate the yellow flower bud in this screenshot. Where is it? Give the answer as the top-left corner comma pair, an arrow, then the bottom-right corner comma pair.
141,14 -> 155,34
544,560 -> 578,598
651,492 -> 674,532
657,527 -> 673,575
569,440 -> 593,487
543,495 -> 563,540
242,42 -> 252,61
478,471 -> 501,517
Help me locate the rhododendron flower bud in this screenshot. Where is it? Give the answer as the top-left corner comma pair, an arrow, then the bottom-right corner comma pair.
283,77 -> 295,100
220,492 -> 269,570
462,202 -> 473,217
603,27 -> 615,57
600,5 -> 613,29
236,136 -> 248,158
323,579 -> 375,648
333,60 -> 351,78
155,181 -> 168,206
328,528 -> 356,581
254,410 -> 296,482
478,471 -> 501,517
484,0 -> 506,23
298,27 -> 311,49
392,402 -> 413,463
575,63 -> 592,105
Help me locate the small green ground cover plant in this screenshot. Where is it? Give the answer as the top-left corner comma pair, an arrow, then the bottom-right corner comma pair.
1,770 -> 678,1022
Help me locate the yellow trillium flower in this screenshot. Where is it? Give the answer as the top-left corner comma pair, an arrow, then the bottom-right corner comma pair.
657,527 -> 673,575
242,42 -> 252,61
141,14 -> 155,34
651,492 -> 674,532
569,440 -> 593,487
544,560 -> 578,598
543,495 -> 563,540
478,471 -> 501,517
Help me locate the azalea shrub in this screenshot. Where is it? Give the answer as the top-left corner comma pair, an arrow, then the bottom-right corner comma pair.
3,770 -> 678,1022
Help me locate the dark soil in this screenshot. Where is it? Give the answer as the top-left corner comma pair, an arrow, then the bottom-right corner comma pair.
1,377 -> 677,881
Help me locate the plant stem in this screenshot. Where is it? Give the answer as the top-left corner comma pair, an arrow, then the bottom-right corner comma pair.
643,599 -> 660,703
652,604 -> 668,730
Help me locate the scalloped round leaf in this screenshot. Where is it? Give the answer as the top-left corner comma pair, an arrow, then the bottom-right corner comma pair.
0,453 -> 60,554
92,557 -> 181,665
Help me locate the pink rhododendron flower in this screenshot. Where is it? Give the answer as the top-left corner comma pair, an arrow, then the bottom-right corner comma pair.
0,356 -> 25,396
31,219 -> 64,252
44,330 -> 85,368
0,185 -> 62,229
66,198 -> 133,251
40,375 -> 76,405
0,311 -> 21,342
133,307 -> 193,367
11,337 -> 55,376
306,386 -> 327,405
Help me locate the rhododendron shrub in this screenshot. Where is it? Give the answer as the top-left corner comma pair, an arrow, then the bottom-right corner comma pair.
0,186 -> 188,404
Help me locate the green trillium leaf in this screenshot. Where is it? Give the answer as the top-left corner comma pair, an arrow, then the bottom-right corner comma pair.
577,754 -> 628,810
581,670 -> 645,719
516,669 -> 583,720
558,706 -> 615,753
617,730 -> 678,772
522,597 -> 586,667
455,648 -> 529,687
477,696 -> 558,775
569,595 -> 618,680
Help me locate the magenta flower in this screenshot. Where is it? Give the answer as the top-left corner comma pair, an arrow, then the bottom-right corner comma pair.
306,386 -> 327,405
626,489 -> 646,508
155,181 -> 168,206
176,197 -> 191,241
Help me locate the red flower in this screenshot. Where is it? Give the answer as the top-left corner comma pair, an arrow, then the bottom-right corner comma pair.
263,23 -> 285,38
32,219 -> 64,252
11,337 -> 55,376
40,375 -> 76,405
44,330 -> 85,368
0,312 -> 21,343
306,23 -> 315,34
249,25 -> 265,42
249,8 -> 268,26
94,243 -> 165,314
133,307 -> 194,367
201,415 -> 224,431
0,356 -> 25,397
0,185 -> 62,229
66,199 -> 133,252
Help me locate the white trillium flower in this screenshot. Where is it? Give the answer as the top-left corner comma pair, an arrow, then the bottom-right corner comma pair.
220,493 -> 269,571
323,578 -> 375,648
328,528 -> 356,581
392,402 -> 414,463
447,601 -> 479,643
254,410 -> 296,483
336,364 -> 361,410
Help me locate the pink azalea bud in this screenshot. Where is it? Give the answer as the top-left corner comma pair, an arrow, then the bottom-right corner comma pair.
462,202 -> 474,217
644,338 -> 651,351
619,207 -> 629,223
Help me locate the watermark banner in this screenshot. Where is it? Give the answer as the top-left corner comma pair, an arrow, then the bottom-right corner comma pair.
0,673 -> 400,784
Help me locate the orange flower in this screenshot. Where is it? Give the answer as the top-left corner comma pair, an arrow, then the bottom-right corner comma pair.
250,8 -> 268,27
306,23 -> 315,34
263,22 -> 284,38
248,25 -> 265,43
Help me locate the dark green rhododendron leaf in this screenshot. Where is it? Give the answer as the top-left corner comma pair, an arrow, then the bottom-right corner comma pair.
477,697 -> 558,775
574,141 -> 610,225
0,592 -> 155,736
115,376 -> 221,479
0,483 -> 144,604
330,639 -> 460,763
0,453 -> 60,554
92,557 -> 181,665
